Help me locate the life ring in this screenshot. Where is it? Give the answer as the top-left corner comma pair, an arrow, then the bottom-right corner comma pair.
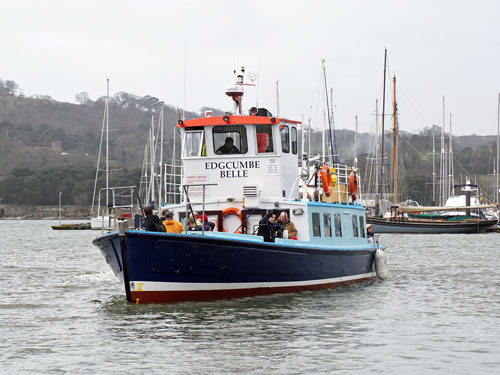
221,207 -> 243,234
349,170 -> 358,201
320,165 -> 333,197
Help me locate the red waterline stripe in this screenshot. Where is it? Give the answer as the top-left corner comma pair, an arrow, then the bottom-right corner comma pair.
129,276 -> 376,304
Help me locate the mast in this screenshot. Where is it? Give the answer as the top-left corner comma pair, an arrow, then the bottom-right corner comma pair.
149,115 -> 155,207
392,74 -> 398,204
331,87 -> 338,164
105,78 -> 110,208
440,97 -> 446,205
159,105 -> 164,208
374,99 -> 380,215
448,113 -> 454,197
322,60 -> 335,164
90,79 -> 109,217
380,49 -> 387,202
354,115 -> 358,169
432,124 -> 436,205
497,93 -> 500,203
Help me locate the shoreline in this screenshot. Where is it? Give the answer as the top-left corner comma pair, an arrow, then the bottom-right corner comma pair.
0,204 -> 91,220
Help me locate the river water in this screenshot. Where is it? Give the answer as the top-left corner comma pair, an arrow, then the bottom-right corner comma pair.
1,220 -> 499,374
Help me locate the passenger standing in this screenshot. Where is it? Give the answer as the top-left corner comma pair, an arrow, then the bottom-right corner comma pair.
162,210 -> 185,233
143,206 -> 164,232
257,211 -> 278,242
277,211 -> 298,239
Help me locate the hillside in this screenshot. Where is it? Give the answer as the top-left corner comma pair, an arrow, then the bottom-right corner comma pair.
0,79 -> 498,206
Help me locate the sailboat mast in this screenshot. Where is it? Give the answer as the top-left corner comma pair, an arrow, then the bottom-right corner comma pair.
159,105 -> 164,208
440,97 -> 446,205
432,125 -> 436,205
354,115 -> 358,169
380,49 -> 387,201
322,60 -> 336,164
392,74 -> 398,204
374,99 -> 380,215
497,93 -> 500,203
105,78 -> 110,208
448,113 -> 454,197
149,115 -> 155,207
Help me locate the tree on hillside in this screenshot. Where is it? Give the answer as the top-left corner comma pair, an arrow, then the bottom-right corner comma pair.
3,80 -> 19,96
75,92 -> 92,105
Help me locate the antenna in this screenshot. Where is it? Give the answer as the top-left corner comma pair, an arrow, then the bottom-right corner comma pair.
276,80 -> 280,117
182,45 -> 187,121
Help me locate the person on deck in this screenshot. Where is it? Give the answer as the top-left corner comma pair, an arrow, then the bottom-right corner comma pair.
367,224 -> 374,242
143,206 -> 164,232
257,211 -> 279,242
277,211 -> 298,239
162,210 -> 185,233
199,213 -> 215,231
187,217 -> 202,231
216,137 -> 240,154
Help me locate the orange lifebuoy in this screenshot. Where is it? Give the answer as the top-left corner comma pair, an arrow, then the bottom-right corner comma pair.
221,207 -> 243,234
349,170 -> 358,201
320,165 -> 333,197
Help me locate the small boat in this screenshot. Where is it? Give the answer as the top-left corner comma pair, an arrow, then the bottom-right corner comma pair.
367,204 -> 497,234
93,68 -> 387,303
52,222 -> 91,230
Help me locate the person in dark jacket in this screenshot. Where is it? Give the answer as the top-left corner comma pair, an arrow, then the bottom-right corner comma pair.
199,213 -> 215,231
143,206 -> 164,232
257,211 -> 278,242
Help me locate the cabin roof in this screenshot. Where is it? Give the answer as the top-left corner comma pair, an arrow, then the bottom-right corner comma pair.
177,115 -> 301,128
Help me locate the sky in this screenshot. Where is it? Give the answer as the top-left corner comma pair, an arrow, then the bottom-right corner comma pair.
1,0 -> 500,135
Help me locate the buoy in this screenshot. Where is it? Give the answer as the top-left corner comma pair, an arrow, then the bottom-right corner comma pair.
320,165 -> 333,197
374,249 -> 388,280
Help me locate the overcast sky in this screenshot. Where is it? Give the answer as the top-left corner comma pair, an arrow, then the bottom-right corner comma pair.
2,0 -> 500,135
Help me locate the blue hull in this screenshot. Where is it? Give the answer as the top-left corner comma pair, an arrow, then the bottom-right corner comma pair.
94,231 -> 377,303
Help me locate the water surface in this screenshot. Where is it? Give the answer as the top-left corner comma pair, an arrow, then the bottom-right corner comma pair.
1,220 -> 499,374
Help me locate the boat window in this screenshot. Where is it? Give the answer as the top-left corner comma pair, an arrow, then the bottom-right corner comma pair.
312,212 -> 321,237
256,125 -> 274,153
280,125 -> 289,153
324,213 -> 332,237
184,130 -> 204,157
359,216 -> 365,238
213,125 -> 248,155
352,215 -> 359,237
291,127 -> 298,154
334,213 -> 342,237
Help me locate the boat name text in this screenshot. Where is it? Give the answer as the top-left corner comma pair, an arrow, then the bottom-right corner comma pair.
205,161 -> 261,178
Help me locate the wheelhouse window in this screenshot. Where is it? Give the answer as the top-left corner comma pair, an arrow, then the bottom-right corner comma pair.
280,125 -> 290,153
352,215 -> 359,237
312,212 -> 321,237
256,125 -> 274,153
291,127 -> 298,154
359,216 -> 366,238
334,213 -> 342,237
184,130 -> 204,157
213,125 -> 248,155
324,213 -> 332,237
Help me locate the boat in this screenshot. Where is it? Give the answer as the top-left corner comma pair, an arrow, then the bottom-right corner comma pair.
51,191 -> 91,230
52,223 -> 91,230
367,207 -> 497,234
92,68 -> 387,304
365,54 -> 497,234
